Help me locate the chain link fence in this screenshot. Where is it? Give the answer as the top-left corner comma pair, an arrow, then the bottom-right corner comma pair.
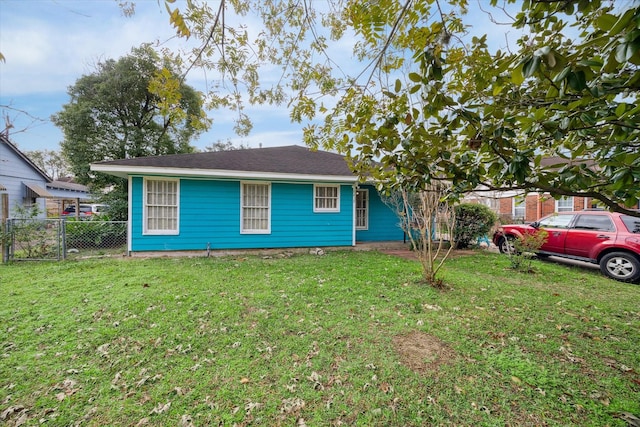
2,218 -> 127,262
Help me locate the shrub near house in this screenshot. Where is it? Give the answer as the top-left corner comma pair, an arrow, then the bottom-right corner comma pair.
453,203 -> 497,249
65,216 -> 126,249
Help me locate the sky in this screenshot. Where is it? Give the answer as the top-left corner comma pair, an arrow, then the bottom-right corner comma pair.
0,0 -> 520,154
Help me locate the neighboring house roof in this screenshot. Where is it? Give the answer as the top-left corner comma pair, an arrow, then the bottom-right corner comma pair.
1,134 -> 90,200
47,180 -> 88,193
0,133 -> 52,182
92,145 -> 358,182
46,179 -> 90,201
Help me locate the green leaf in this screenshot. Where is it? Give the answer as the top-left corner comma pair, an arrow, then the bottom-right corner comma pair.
615,103 -> 627,117
596,13 -> 618,31
567,71 -> 587,91
522,56 -> 540,78
432,64 -> 443,80
408,72 -> 422,83
511,63 -> 525,85
577,59 -> 603,68
610,8 -> 636,36
553,66 -> 571,83
615,42 -> 635,63
394,79 -> 402,93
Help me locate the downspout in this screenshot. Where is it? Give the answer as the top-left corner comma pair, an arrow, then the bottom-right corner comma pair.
127,176 -> 133,256
352,184 -> 357,246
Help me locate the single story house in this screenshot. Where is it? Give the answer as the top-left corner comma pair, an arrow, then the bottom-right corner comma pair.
0,134 -> 90,220
91,145 -> 404,254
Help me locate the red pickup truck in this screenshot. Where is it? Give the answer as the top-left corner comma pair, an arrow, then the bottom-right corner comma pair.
493,210 -> 640,283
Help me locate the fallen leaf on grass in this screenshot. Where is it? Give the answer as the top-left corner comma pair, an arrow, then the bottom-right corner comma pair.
379,382 -> 393,393
14,412 -> 28,427
1,405 -> 25,421
615,412 -> 640,427
97,343 -> 110,356
150,401 -> 171,415
240,377 -> 250,384
245,401 -> 262,413
280,397 -> 305,414
179,414 -> 194,427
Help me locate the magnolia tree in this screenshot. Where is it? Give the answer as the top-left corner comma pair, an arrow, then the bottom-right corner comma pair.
155,0 -> 639,214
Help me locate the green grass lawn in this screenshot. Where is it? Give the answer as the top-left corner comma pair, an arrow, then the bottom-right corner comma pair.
0,250 -> 638,426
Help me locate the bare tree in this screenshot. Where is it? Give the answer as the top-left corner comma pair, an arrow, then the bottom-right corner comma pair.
383,183 -> 456,287
25,149 -> 70,180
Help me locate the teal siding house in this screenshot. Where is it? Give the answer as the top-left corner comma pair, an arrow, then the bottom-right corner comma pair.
92,146 -> 403,254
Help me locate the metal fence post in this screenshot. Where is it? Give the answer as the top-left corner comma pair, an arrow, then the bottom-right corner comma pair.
61,219 -> 67,260
2,219 -> 8,263
5,219 -> 12,262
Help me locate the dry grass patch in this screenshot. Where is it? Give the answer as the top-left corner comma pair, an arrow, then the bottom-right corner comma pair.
392,331 -> 457,374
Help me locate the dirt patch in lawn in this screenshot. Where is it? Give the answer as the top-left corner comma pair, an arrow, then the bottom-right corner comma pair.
392,331 -> 457,375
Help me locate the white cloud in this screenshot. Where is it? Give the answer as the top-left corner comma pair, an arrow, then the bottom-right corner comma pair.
0,1 -> 184,96
222,129 -> 304,149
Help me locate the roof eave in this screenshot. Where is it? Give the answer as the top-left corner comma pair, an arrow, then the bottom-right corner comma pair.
90,164 -> 357,183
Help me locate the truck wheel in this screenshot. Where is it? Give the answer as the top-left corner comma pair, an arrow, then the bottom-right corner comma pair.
599,252 -> 640,283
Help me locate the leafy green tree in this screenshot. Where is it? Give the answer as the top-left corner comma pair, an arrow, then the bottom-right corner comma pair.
52,45 -> 210,192
162,0 -> 639,216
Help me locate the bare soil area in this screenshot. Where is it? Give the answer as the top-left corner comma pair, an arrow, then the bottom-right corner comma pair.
392,331 -> 457,375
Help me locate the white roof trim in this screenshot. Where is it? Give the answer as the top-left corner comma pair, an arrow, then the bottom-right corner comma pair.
91,164 -> 358,183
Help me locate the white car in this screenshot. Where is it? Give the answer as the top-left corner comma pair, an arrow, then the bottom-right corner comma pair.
61,203 -> 109,218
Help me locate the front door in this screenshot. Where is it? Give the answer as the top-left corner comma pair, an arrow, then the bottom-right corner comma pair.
356,189 -> 368,230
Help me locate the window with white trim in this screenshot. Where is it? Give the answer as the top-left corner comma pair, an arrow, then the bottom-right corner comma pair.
487,197 -> 500,212
556,196 -> 574,212
241,182 -> 271,233
314,184 -> 340,212
513,197 -> 525,220
356,189 -> 368,230
144,178 -> 179,234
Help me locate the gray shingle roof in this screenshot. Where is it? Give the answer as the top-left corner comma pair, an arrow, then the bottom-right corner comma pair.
93,145 -> 354,177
